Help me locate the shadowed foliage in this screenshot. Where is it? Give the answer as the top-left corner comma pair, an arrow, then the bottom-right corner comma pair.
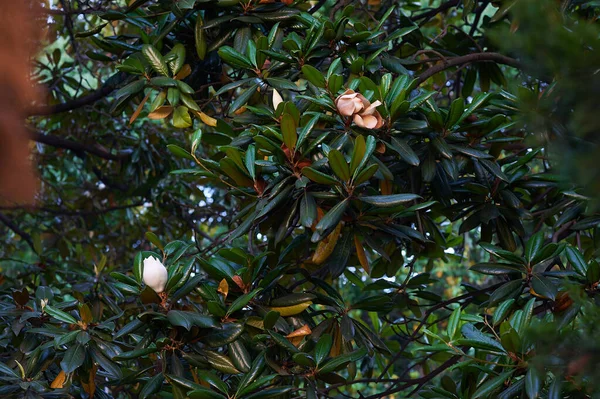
1,0 -> 600,398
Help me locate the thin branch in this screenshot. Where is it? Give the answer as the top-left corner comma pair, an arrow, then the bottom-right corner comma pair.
28,72 -> 129,116
377,282 -> 503,378
42,8 -> 107,16
411,0 -> 460,23
31,131 -> 132,161
0,202 -> 144,216
0,212 -> 35,251
417,52 -> 521,85
309,0 -> 327,14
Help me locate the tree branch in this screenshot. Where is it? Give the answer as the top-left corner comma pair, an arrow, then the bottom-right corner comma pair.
417,52 -> 521,85
28,72 -> 129,116
0,202 -> 144,216
31,131 -> 131,161
0,212 -> 34,251
411,0 -> 460,23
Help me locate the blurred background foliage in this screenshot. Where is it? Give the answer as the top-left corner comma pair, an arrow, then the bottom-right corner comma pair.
1,0 -> 600,398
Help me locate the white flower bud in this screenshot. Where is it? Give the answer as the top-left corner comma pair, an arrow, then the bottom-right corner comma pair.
142,256 -> 168,293
272,89 -> 284,110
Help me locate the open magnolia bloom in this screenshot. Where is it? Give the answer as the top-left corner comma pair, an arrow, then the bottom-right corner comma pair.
335,89 -> 384,129
354,100 -> 384,129
335,89 -> 365,116
143,256 -> 168,293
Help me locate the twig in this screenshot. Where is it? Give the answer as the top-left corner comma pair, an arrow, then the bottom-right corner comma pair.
0,212 -> 35,251
411,0 -> 460,23
417,52 -> 521,85
0,202 -> 144,216
29,72 -> 129,116
31,131 -> 132,161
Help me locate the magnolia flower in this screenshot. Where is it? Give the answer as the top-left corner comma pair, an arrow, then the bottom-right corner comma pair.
335,89 -> 365,116
354,100 -> 384,129
272,88 -> 283,110
143,256 -> 168,293
335,89 -> 384,129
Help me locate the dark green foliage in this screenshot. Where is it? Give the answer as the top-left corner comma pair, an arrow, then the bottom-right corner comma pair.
1,0 -> 600,398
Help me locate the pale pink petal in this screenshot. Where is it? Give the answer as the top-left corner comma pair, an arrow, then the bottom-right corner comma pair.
356,94 -> 371,109
354,114 -> 378,129
352,98 -> 364,114
373,112 -> 384,128
362,100 -> 382,116
337,99 -> 358,116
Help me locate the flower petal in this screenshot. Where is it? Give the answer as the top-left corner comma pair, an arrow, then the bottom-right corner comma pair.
354,114 -> 378,129
362,100 -> 382,115
337,99 -> 358,116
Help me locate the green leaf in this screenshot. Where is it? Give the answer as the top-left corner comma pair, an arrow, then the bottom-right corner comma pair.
447,307 -> 461,339
195,14 -> 207,60
268,330 -> 299,354
0,363 -> 19,379
167,310 -> 218,331
525,368 -> 541,399
354,163 -> 379,185
472,371 -> 514,399
525,231 -> 544,263
181,93 -> 200,111
297,114 -> 319,149
115,79 -> 146,99
293,352 -> 316,367
350,135 -> 366,174
236,353 -> 266,397
328,149 -> 350,181
388,137 -> 420,166
360,194 -> 421,208
315,334 -> 332,366
142,44 -> 170,76
302,167 -> 339,185
218,46 -> 254,69
201,350 -> 241,374
173,106 -> 192,128
493,299 -> 515,325
445,97 -> 465,129
168,87 -> 180,106
266,77 -> 299,91
565,246 -> 587,276
456,92 -> 493,125
548,379 -> 562,399
302,65 -> 326,88
315,199 -> 349,235
166,43 -> 186,75
167,144 -> 195,160
228,340 -> 251,373
461,324 -> 506,352
45,305 -> 77,324
204,322 -> 244,347
188,387 -> 228,399
145,231 -> 163,251
245,144 -> 256,180
113,345 -> 158,360
139,373 -> 164,399
281,113 -> 297,151
530,274 -> 557,300
255,186 -> 293,219
244,387 -> 293,399
226,288 -> 262,317
318,347 -> 368,374
229,84 -> 259,115
471,263 -> 524,275
60,344 -> 85,373
352,135 -> 376,179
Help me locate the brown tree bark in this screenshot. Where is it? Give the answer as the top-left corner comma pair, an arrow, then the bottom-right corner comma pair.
0,2 -> 42,205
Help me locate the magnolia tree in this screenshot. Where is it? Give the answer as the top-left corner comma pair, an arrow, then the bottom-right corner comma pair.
2,0 -> 600,398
